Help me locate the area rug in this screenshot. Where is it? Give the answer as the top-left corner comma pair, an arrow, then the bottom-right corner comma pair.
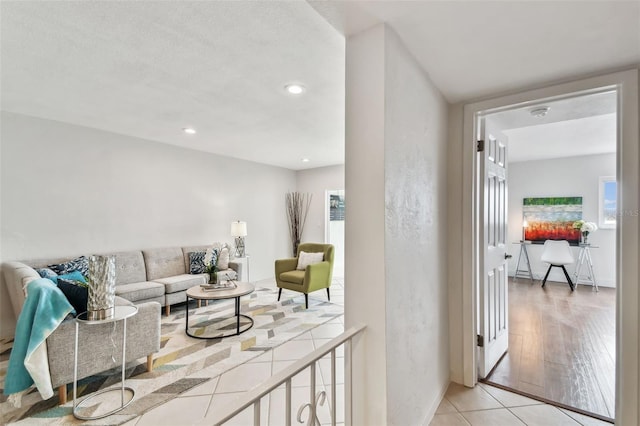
1,287 -> 343,425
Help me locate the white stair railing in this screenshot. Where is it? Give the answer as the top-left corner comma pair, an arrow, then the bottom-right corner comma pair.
210,324 -> 366,426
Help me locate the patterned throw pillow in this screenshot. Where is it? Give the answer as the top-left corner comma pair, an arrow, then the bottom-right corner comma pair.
189,251 -> 205,274
36,267 -> 58,281
48,256 -> 89,277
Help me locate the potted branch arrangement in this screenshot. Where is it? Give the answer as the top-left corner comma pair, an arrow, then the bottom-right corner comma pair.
286,192 -> 312,256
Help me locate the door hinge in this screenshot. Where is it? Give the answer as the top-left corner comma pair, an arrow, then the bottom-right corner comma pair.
477,140 -> 485,152
477,335 -> 484,347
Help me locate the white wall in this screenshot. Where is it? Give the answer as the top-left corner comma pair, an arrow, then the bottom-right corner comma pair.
507,153 -> 616,286
296,165 -> 345,274
346,24 -> 449,425
0,112 -> 295,337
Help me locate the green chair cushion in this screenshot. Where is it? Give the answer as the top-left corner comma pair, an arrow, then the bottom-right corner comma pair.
279,270 -> 305,285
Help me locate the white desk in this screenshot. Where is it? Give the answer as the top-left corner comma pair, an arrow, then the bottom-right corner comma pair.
513,241 -> 534,282
573,243 -> 598,291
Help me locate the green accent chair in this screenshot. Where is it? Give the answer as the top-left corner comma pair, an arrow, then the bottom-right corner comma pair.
275,243 -> 335,309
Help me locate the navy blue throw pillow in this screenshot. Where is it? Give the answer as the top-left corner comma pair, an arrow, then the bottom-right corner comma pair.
57,279 -> 88,316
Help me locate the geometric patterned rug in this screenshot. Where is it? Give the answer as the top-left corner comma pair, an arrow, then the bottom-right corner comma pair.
1,287 -> 343,425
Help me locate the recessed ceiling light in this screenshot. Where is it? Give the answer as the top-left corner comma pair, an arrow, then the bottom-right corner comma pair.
183,127 -> 197,134
285,84 -> 306,95
302,158 -> 310,163
530,107 -> 550,118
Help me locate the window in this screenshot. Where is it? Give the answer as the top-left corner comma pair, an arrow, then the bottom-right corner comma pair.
599,176 -> 616,229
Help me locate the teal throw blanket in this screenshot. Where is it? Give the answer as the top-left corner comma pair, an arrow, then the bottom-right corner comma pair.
4,278 -> 74,400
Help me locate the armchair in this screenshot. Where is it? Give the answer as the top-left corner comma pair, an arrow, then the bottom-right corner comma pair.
275,243 -> 334,309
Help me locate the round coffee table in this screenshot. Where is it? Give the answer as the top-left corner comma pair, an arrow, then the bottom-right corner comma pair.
185,282 -> 255,339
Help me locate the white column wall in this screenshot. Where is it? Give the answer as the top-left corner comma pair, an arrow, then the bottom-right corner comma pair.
0,112 -> 295,337
345,24 -> 388,425
383,28 -> 450,425
346,24 -> 450,425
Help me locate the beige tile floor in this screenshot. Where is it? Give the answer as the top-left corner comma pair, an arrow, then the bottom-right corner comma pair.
431,382 -> 612,426
122,278 -> 345,426
119,277 -> 610,426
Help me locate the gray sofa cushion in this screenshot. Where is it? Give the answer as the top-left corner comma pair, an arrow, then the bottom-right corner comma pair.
154,274 -> 206,294
104,251 -> 147,285
115,281 -> 165,303
143,247 -> 186,281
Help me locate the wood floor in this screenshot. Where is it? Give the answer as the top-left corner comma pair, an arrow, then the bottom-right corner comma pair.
485,278 -> 616,420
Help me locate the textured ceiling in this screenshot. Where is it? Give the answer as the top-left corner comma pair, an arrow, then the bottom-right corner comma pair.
489,91 -> 617,163
0,1 -> 345,170
1,2 -> 638,170
313,1 -> 640,103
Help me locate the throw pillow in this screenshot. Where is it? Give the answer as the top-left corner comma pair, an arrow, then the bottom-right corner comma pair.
218,247 -> 230,270
49,270 -> 88,285
57,278 -> 88,315
59,271 -> 88,285
48,255 -> 89,277
188,251 -> 206,274
36,267 -> 58,281
296,251 -> 325,271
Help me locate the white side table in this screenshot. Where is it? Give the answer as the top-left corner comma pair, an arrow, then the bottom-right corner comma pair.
573,243 -> 599,291
73,305 -> 138,420
233,255 -> 251,282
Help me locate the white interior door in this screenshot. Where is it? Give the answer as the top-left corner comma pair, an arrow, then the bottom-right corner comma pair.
477,118 -> 509,378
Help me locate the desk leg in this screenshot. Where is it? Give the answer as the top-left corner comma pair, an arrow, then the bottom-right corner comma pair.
523,245 -> 534,281
585,248 -> 599,292
573,248 -> 585,283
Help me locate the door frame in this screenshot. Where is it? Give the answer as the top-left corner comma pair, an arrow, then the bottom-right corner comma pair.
461,69 -> 639,424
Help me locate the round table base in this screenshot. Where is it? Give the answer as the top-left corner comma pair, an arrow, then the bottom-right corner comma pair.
73,387 -> 135,420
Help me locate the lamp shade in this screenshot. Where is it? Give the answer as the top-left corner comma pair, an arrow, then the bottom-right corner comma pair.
231,221 -> 247,237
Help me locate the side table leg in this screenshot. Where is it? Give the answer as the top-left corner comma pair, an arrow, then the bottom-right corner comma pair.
121,318 -> 127,406
73,321 -> 79,411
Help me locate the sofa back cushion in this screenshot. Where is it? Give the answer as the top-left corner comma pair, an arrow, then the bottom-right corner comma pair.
142,247 -> 186,281
103,251 -> 147,285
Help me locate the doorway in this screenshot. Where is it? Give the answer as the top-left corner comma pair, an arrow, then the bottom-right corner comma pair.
326,190 -> 345,277
460,69 -> 640,425
479,90 -> 618,421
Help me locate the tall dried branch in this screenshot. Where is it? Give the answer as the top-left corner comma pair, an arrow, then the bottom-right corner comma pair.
286,192 -> 312,256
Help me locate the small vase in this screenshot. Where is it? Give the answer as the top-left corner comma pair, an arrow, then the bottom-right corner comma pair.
209,271 -> 218,284
582,232 -> 589,245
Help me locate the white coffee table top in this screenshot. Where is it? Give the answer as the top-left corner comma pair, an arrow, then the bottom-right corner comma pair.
186,282 -> 255,300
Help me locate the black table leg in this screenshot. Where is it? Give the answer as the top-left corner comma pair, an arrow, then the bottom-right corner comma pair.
235,297 -> 240,334
185,295 -> 189,333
